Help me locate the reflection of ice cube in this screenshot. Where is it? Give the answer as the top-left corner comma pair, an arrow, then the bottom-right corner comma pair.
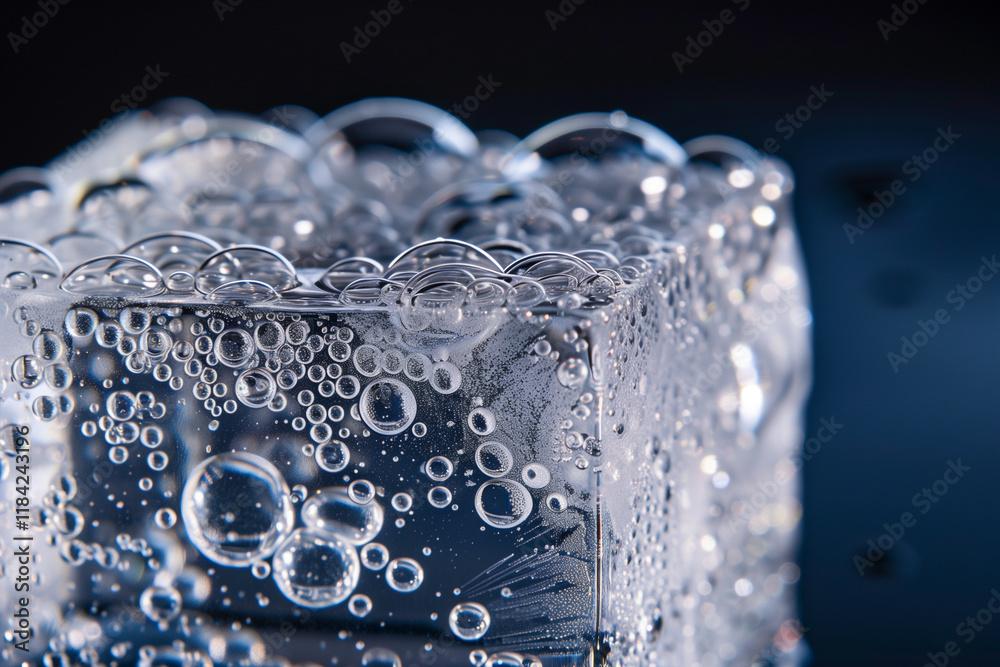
0,99 -> 810,666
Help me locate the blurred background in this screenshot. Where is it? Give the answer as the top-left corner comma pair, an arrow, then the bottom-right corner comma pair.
1,0 -> 996,664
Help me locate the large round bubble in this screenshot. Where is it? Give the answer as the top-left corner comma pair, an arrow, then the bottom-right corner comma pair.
181,452 -> 295,566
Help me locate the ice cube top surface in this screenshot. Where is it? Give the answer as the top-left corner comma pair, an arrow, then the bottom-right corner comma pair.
0,99 -> 811,667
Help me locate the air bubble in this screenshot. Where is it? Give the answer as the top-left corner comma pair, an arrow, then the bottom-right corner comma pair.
476,442 -> 513,478
180,452 -> 295,566
215,328 -> 255,367
426,456 -> 453,481
350,594 -> 373,618
348,479 -> 376,505
154,508 -> 177,529
391,493 -> 412,512
403,353 -> 432,382
271,529 -> 359,608
545,493 -> 568,513
315,439 -> 351,473
336,375 -> 360,399
361,542 -> 389,570
428,486 -> 452,508
521,463 -> 551,488
449,602 -> 491,641
139,585 -> 182,623
386,557 -> 424,592
360,378 -> 417,435
361,648 -> 401,667
302,486 -> 384,545
429,361 -> 461,394
468,407 -> 496,435
475,480 -> 533,529
354,344 -> 383,377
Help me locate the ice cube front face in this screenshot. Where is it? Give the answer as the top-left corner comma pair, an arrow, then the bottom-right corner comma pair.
0,100 -> 811,667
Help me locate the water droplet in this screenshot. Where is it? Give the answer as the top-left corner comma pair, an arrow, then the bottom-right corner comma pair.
450,602 -> 491,641
386,557 -> 424,592
302,486 -> 384,545
360,378 -> 416,435
476,442 -> 513,478
180,452 -> 295,566
271,528 -> 360,608
64,308 -> 98,337
475,480 -> 533,529
11,355 -> 42,388
557,358 -> 589,388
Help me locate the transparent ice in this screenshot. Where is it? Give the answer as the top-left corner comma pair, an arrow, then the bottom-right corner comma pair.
0,98 -> 811,666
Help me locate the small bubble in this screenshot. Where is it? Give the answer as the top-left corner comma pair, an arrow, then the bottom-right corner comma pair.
386,558 -> 423,592
348,480 -> 376,505
349,594 -> 373,618
468,407 -> 496,436
428,486 -> 452,508
426,456 -> 453,481
154,508 -> 176,529
360,542 -> 389,570
251,561 -> 272,579
546,493 -> 568,513
391,493 -> 413,512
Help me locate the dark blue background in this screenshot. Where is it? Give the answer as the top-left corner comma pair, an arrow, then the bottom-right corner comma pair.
1,1 -> 997,664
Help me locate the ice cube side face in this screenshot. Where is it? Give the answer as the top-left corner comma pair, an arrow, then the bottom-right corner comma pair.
0,204 -> 809,667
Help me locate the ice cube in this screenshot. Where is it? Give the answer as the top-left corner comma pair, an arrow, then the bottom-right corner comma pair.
0,99 -> 810,667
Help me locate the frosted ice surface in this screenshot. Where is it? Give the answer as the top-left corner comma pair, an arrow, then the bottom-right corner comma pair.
0,99 -> 810,666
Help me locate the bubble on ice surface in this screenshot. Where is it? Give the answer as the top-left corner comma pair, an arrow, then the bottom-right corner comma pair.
0,238 -> 62,288
301,486 -> 384,545
475,479 -> 533,529
360,378 -> 417,435
386,557 -> 424,592
61,255 -> 166,297
450,602 -> 491,641
468,407 -> 496,435
195,245 -> 298,294
181,452 -> 295,566
271,528 -> 360,608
